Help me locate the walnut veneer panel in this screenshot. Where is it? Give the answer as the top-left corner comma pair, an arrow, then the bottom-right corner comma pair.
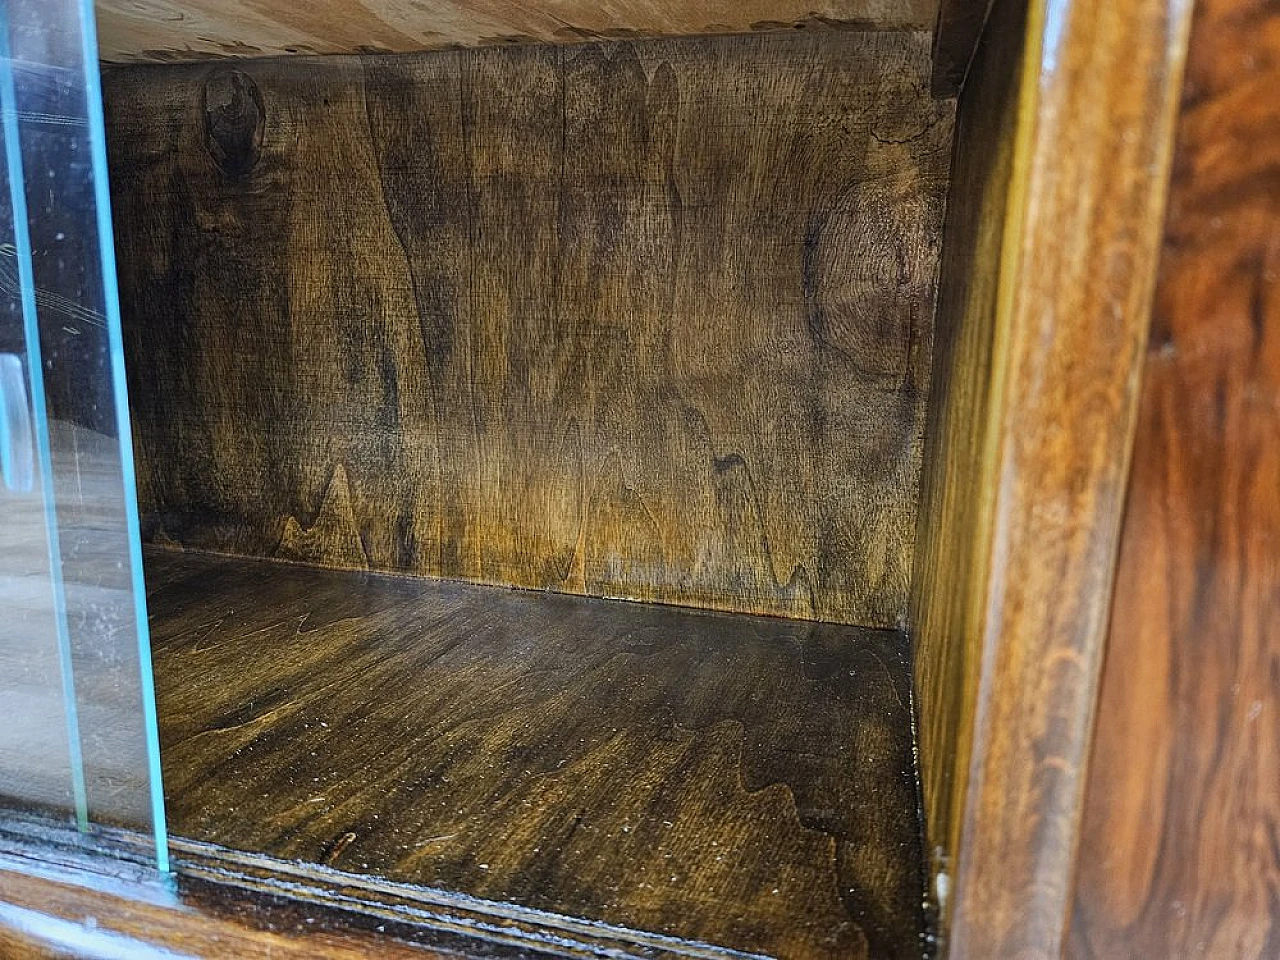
93,0 -> 937,63
106,31 -> 953,627
1070,0 -> 1280,955
145,546 -> 926,959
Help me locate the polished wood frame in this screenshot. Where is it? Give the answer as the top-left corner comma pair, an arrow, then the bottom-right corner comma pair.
1069,0 -> 1280,954
916,0 -> 1194,955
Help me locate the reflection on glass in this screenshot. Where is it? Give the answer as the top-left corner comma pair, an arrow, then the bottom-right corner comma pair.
0,0 -> 167,869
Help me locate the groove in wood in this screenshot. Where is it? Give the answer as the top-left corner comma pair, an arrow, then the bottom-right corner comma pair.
909,0 -> 1023,921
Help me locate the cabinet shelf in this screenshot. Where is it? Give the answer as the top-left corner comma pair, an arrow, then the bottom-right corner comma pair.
145,547 -> 925,959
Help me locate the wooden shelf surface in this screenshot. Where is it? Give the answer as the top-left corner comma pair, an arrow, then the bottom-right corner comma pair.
145,547 -> 925,959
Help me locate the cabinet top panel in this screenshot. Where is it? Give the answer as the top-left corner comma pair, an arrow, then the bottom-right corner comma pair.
94,0 -> 937,64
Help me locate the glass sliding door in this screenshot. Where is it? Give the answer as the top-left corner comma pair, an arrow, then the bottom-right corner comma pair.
0,0 -> 166,870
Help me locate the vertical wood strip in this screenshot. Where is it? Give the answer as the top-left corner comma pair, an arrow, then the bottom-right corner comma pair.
912,0 -> 1194,953
1069,0 -> 1280,954
910,0 -> 1026,928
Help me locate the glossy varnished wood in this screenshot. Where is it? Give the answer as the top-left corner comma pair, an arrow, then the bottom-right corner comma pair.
908,0 -> 1024,925
92,0 -> 938,64
106,32 -> 954,628
1069,0 -> 1280,955
143,546 -> 925,959
909,0 -> 1193,952
0,870 -> 451,960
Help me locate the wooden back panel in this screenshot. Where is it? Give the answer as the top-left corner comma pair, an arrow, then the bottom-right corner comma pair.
105,31 -> 953,627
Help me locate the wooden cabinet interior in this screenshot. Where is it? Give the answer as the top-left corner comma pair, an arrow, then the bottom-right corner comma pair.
0,0 -> 1205,953
98,18 -> 959,955
96,15 -> 960,957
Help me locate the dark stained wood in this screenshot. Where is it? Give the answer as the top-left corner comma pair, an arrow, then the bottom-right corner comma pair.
143,545 -> 926,959
908,0 -> 1024,930
908,0 -> 1194,952
1068,0 -> 1280,955
92,0 -> 938,64
105,32 -> 954,629
929,0 -> 993,96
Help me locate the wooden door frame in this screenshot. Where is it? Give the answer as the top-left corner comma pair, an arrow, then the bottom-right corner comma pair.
917,0 -> 1195,955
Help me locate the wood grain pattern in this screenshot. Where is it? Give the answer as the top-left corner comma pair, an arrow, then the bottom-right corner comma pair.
929,0 -> 993,96
143,545 -> 926,959
105,32 -> 954,628
909,0 -> 1193,953
0,874 -> 452,960
908,0 -> 1023,932
0,818 -> 525,959
92,0 -> 937,64
1068,0 -> 1280,955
